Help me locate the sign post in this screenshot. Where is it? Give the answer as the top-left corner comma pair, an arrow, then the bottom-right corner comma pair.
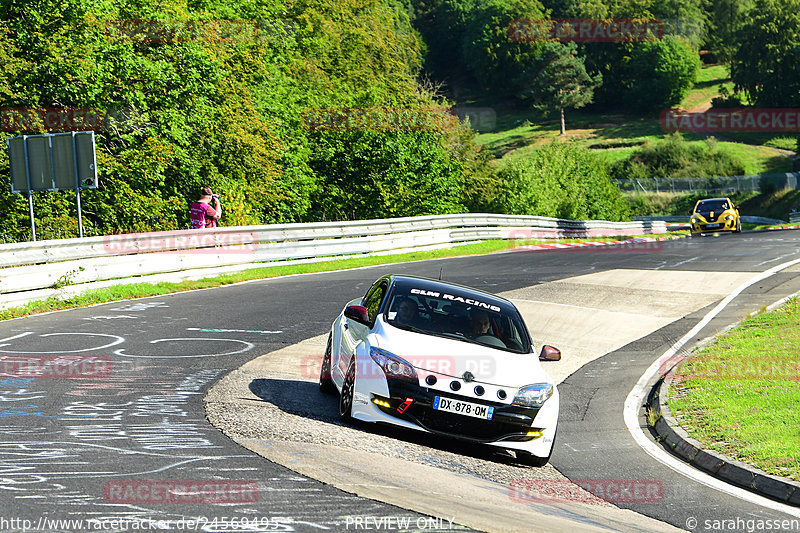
7,131 -> 98,241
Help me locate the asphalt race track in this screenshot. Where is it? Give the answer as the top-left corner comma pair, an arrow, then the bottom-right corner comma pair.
1,229 -> 800,532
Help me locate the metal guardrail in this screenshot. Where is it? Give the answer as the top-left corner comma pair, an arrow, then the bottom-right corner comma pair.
635,215 -> 788,225
0,214 -> 667,309
790,212 -> 800,223
616,172 -> 800,194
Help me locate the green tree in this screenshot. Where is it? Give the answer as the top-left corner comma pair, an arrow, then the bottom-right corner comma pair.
609,133 -> 746,180
460,0 -> 548,94
306,131 -> 465,220
624,35 -> 699,112
705,0 -> 755,63
412,0 -> 477,78
732,0 -> 800,107
517,42 -> 602,135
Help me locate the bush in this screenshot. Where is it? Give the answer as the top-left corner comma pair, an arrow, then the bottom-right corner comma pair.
610,134 -> 746,180
491,142 -> 629,221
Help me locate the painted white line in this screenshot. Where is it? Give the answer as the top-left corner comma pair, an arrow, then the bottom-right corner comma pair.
755,253 -> 798,267
624,256 -> 800,517
510,298 -> 601,312
0,333 -> 125,354
114,338 -> 254,358
0,332 -> 33,346
669,256 -> 700,269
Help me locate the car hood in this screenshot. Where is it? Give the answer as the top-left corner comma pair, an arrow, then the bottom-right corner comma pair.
373,324 -> 553,387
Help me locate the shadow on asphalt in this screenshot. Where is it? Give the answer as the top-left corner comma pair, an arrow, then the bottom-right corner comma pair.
248,377 -> 532,468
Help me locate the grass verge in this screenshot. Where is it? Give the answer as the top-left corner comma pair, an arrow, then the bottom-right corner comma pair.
667,298 -> 800,481
472,65 -> 794,175
0,234 -> 677,321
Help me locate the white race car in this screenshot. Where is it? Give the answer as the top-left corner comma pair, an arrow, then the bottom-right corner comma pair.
320,275 -> 561,466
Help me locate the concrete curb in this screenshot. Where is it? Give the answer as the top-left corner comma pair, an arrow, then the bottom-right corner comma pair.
649,373 -> 800,507
766,225 -> 800,231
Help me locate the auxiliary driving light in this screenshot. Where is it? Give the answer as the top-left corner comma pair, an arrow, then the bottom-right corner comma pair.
372,398 -> 391,408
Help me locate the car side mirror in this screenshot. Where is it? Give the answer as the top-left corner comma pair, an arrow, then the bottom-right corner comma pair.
735,205 -> 740,210
539,345 -> 561,361
344,305 -> 370,325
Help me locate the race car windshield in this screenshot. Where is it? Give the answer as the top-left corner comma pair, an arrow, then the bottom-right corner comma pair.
385,286 -> 531,354
696,200 -> 728,213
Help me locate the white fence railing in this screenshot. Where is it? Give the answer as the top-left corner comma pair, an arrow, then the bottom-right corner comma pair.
0,214 -> 667,309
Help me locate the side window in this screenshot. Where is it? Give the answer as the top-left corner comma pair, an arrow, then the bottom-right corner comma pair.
363,281 -> 388,323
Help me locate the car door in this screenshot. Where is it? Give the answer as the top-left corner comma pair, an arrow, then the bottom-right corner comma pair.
335,279 -> 387,382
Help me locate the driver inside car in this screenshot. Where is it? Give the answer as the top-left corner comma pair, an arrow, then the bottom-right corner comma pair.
393,297 -> 424,328
468,310 -> 491,338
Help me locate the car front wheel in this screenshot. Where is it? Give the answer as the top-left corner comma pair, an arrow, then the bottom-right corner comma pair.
319,334 -> 336,395
516,449 -> 551,467
339,357 -> 356,420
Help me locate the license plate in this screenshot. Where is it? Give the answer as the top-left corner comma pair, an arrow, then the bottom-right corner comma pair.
433,396 -> 494,420
705,223 -> 721,229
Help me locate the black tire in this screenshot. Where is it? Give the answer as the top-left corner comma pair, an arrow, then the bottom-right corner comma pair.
515,430 -> 556,467
319,334 -> 336,395
338,357 -> 356,421
735,220 -> 742,233
516,449 -> 551,467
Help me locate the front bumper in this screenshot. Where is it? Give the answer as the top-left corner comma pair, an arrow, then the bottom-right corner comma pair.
691,217 -> 738,234
372,379 -> 545,444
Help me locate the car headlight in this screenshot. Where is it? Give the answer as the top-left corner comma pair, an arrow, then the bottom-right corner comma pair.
512,383 -> 553,408
690,218 -> 698,224
369,347 -> 417,380
725,215 -> 734,221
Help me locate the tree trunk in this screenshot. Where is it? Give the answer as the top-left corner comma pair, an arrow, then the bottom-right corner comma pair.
559,108 -> 566,136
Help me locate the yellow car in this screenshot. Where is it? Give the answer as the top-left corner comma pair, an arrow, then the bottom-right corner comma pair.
690,197 -> 741,236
